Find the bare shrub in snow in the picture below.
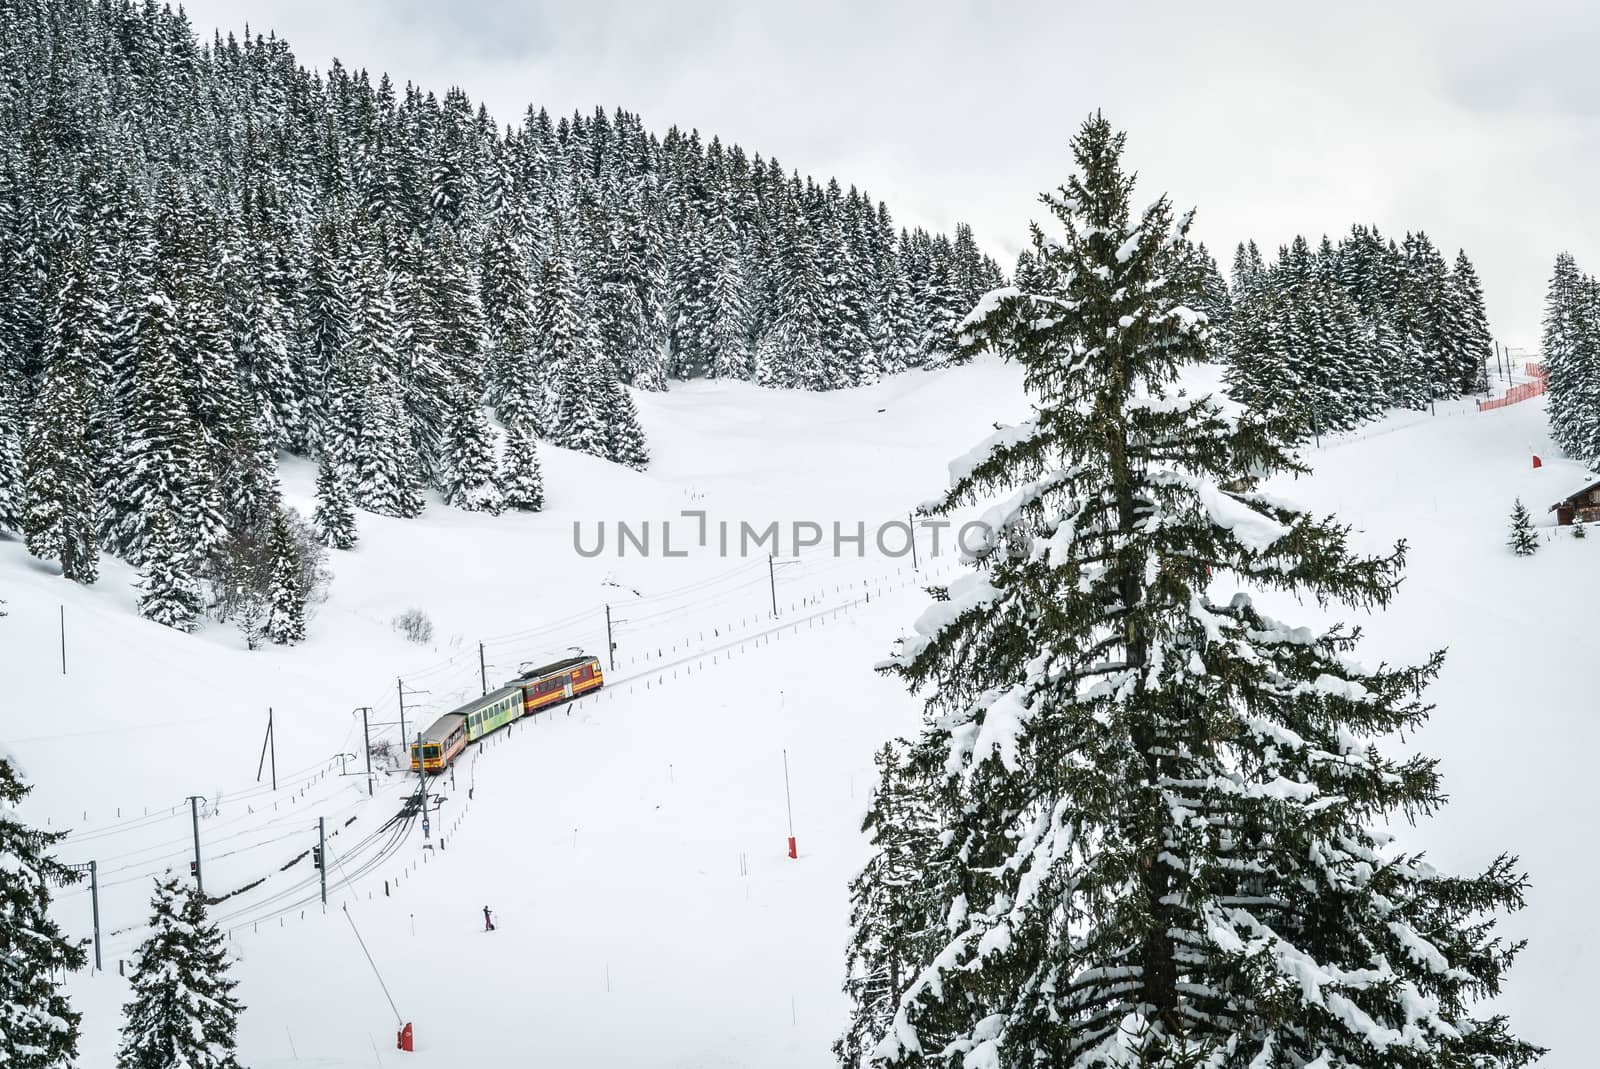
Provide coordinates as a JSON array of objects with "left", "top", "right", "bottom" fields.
[
  {"left": 205, "top": 506, "right": 331, "bottom": 649},
  {"left": 393, "top": 608, "right": 433, "bottom": 644},
  {"left": 367, "top": 738, "right": 402, "bottom": 770}
]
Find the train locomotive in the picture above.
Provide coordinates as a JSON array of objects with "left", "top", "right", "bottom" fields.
[{"left": 408, "top": 654, "right": 604, "bottom": 773}]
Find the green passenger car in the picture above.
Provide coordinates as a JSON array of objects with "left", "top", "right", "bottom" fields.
[{"left": 461, "top": 685, "right": 524, "bottom": 743}]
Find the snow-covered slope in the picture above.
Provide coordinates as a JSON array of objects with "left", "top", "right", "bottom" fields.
[{"left": 2, "top": 359, "right": 1593, "bottom": 1065}]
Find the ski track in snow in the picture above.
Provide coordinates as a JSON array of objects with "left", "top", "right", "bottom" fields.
[{"left": 1, "top": 356, "right": 1594, "bottom": 1065}]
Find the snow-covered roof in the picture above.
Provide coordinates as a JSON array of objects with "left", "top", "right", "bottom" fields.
[{"left": 1548, "top": 475, "right": 1600, "bottom": 511}]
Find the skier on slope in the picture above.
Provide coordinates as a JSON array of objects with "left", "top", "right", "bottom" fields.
[{"left": 483, "top": 905, "right": 495, "bottom": 931}]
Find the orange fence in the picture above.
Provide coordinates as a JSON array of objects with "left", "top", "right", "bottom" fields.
[{"left": 1478, "top": 362, "right": 1546, "bottom": 412}]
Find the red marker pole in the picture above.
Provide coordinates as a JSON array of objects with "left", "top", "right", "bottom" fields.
[{"left": 783, "top": 749, "right": 797, "bottom": 859}]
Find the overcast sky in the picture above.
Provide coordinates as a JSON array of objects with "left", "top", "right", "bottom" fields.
[{"left": 181, "top": 0, "right": 1600, "bottom": 349}]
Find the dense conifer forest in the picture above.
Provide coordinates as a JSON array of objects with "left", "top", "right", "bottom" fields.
[
  {"left": 1540, "top": 251, "right": 1600, "bottom": 464},
  {"left": 1222, "top": 227, "right": 1493, "bottom": 438},
  {"left": 0, "top": 0, "right": 1003, "bottom": 631}
]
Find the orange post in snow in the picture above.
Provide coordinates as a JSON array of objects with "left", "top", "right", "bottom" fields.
[{"left": 397, "top": 1023, "right": 413, "bottom": 1052}]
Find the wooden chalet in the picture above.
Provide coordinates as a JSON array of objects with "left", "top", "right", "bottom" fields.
[{"left": 1552, "top": 478, "right": 1600, "bottom": 525}]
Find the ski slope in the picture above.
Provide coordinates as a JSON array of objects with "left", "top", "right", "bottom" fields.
[{"left": 2, "top": 356, "right": 1594, "bottom": 1066}]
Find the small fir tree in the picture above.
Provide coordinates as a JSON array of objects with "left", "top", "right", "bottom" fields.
[
  {"left": 835, "top": 742, "right": 947, "bottom": 1069},
  {"left": 312, "top": 454, "right": 358, "bottom": 550},
  {"left": 136, "top": 510, "right": 201, "bottom": 631},
  {"left": 0, "top": 757, "right": 87, "bottom": 1068},
  {"left": 442, "top": 388, "right": 503, "bottom": 513},
  {"left": 354, "top": 364, "right": 425, "bottom": 519},
  {"left": 1509, "top": 498, "right": 1539, "bottom": 556},
  {"left": 601, "top": 363, "right": 651, "bottom": 470},
  {"left": 116, "top": 875, "right": 244, "bottom": 1069},
  {"left": 500, "top": 422, "right": 545, "bottom": 511},
  {"left": 266, "top": 509, "right": 306, "bottom": 644},
  {"left": 1574, "top": 517, "right": 1587, "bottom": 540}
]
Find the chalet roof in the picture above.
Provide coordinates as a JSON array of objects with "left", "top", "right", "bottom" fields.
[{"left": 1550, "top": 476, "right": 1600, "bottom": 511}]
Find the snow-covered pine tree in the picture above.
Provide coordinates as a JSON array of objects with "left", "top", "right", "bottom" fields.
[
  {"left": 860, "top": 114, "right": 1540, "bottom": 1069},
  {"left": 599, "top": 360, "right": 651, "bottom": 470},
  {"left": 107, "top": 289, "right": 220, "bottom": 565},
  {"left": 137, "top": 509, "right": 202, "bottom": 631},
  {"left": 215, "top": 408, "right": 281, "bottom": 537},
  {"left": 0, "top": 756, "right": 87, "bottom": 1068},
  {"left": 266, "top": 508, "right": 306, "bottom": 644},
  {"left": 548, "top": 343, "right": 609, "bottom": 459},
  {"left": 1542, "top": 254, "right": 1600, "bottom": 463},
  {"left": 1541, "top": 253, "right": 1584, "bottom": 457},
  {"left": 300, "top": 215, "right": 353, "bottom": 457},
  {"left": 1508, "top": 498, "right": 1539, "bottom": 557},
  {"left": 875, "top": 244, "right": 923, "bottom": 376},
  {"left": 1573, "top": 517, "right": 1587, "bottom": 540},
  {"left": 0, "top": 374, "right": 22, "bottom": 533},
  {"left": 355, "top": 363, "right": 426, "bottom": 519},
  {"left": 117, "top": 874, "right": 244, "bottom": 1069},
  {"left": 442, "top": 387, "right": 503, "bottom": 513},
  {"left": 312, "top": 454, "right": 358, "bottom": 549},
  {"left": 221, "top": 242, "right": 299, "bottom": 449},
  {"left": 534, "top": 238, "right": 614, "bottom": 459},
  {"left": 1452, "top": 250, "right": 1493, "bottom": 395},
  {"left": 24, "top": 246, "right": 106, "bottom": 583},
  {"left": 756, "top": 200, "right": 826, "bottom": 389},
  {"left": 836, "top": 742, "right": 947, "bottom": 1069},
  {"left": 704, "top": 216, "right": 755, "bottom": 380},
  {"left": 499, "top": 421, "right": 545, "bottom": 511},
  {"left": 480, "top": 148, "right": 535, "bottom": 413}
]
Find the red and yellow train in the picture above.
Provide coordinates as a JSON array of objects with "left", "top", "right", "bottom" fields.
[{"left": 408, "top": 655, "right": 604, "bottom": 773}]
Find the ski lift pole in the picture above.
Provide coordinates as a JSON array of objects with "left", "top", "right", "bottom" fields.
[{"left": 783, "top": 748, "right": 796, "bottom": 859}]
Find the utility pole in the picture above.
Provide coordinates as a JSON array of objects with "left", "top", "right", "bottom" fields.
[
  {"left": 397, "top": 681, "right": 430, "bottom": 754},
  {"left": 908, "top": 514, "right": 919, "bottom": 571},
  {"left": 317, "top": 816, "right": 327, "bottom": 905},
  {"left": 604, "top": 605, "right": 615, "bottom": 671},
  {"left": 59, "top": 605, "right": 65, "bottom": 675},
  {"left": 769, "top": 554, "right": 778, "bottom": 617},
  {"left": 256, "top": 709, "right": 277, "bottom": 791},
  {"left": 67, "top": 862, "right": 101, "bottom": 971},
  {"left": 185, "top": 796, "right": 204, "bottom": 897},
  {"left": 359, "top": 707, "right": 374, "bottom": 796},
  {"left": 416, "top": 733, "right": 430, "bottom": 842},
  {"left": 87, "top": 860, "right": 100, "bottom": 970},
  {"left": 478, "top": 642, "right": 488, "bottom": 696}
]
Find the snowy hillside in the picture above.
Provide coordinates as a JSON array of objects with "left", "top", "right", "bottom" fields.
[{"left": 3, "top": 356, "right": 1596, "bottom": 1065}]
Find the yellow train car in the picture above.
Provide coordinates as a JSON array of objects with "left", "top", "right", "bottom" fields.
[{"left": 409, "top": 713, "right": 467, "bottom": 774}]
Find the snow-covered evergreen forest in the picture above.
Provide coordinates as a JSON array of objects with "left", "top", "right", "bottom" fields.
[
  {"left": 0, "top": 0, "right": 1003, "bottom": 632},
  {"left": 1539, "top": 251, "right": 1600, "bottom": 464},
  {"left": 1223, "top": 227, "right": 1493, "bottom": 437}
]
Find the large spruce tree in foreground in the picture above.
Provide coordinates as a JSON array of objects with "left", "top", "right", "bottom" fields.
[
  {"left": 846, "top": 115, "right": 1539, "bottom": 1069},
  {"left": 0, "top": 757, "right": 86, "bottom": 1068},
  {"left": 117, "top": 875, "right": 244, "bottom": 1069}
]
